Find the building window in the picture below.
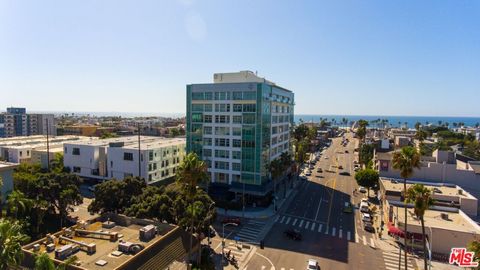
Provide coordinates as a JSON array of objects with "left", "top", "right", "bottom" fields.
[
  {"left": 232, "top": 139, "right": 241, "bottom": 148},
  {"left": 203, "top": 148, "right": 212, "bottom": 157},
  {"left": 214, "top": 138, "right": 230, "bottom": 147},
  {"left": 232, "top": 151, "right": 241, "bottom": 159},
  {"left": 214, "top": 92, "right": 230, "bottom": 100},
  {"left": 204, "top": 126, "right": 212, "bottom": 135},
  {"left": 215, "top": 149, "right": 229, "bottom": 159},
  {"left": 215, "top": 172, "right": 229, "bottom": 183},
  {"left": 215, "top": 127, "right": 230, "bottom": 136},
  {"left": 204, "top": 115, "right": 212, "bottom": 123},
  {"left": 215, "top": 161, "right": 229, "bottom": 170},
  {"left": 232, "top": 116, "right": 242, "bottom": 124},
  {"left": 232, "top": 91, "right": 243, "bottom": 100},
  {"left": 243, "top": 91, "right": 256, "bottom": 100},
  {"left": 203, "top": 138, "right": 212, "bottom": 146},
  {"left": 243, "top": 104, "right": 256, "bottom": 112},
  {"left": 192, "top": 113, "right": 203, "bottom": 123},
  {"left": 232, "top": 127, "right": 241, "bottom": 136},
  {"left": 124, "top": 152, "right": 134, "bottom": 161},
  {"left": 215, "top": 104, "right": 230, "bottom": 112},
  {"left": 232, "top": 163, "right": 241, "bottom": 171},
  {"left": 243, "top": 114, "right": 255, "bottom": 124},
  {"left": 204, "top": 92, "right": 213, "bottom": 100},
  {"left": 204, "top": 104, "right": 213, "bottom": 112},
  {"left": 149, "top": 152, "right": 153, "bottom": 161},
  {"left": 215, "top": 115, "right": 230, "bottom": 123},
  {"left": 73, "top": 167, "right": 81, "bottom": 173},
  {"left": 192, "top": 92, "right": 204, "bottom": 100},
  {"left": 192, "top": 104, "right": 204, "bottom": 112},
  {"left": 233, "top": 104, "right": 242, "bottom": 112},
  {"left": 72, "top": 148, "right": 80, "bottom": 155}
]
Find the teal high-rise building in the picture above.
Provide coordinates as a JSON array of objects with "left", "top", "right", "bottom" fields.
[{"left": 186, "top": 71, "right": 294, "bottom": 203}]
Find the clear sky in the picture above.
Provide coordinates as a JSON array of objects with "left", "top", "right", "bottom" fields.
[{"left": 0, "top": 0, "right": 479, "bottom": 116}]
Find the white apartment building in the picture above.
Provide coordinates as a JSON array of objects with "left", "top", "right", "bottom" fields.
[{"left": 63, "top": 136, "right": 186, "bottom": 184}]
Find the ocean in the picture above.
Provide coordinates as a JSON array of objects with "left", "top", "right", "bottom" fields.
[{"left": 294, "top": 115, "right": 480, "bottom": 129}]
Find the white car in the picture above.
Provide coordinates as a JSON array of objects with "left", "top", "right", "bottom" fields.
[
  {"left": 324, "top": 156, "right": 329, "bottom": 160},
  {"left": 307, "top": 259, "right": 319, "bottom": 270},
  {"left": 305, "top": 170, "right": 312, "bottom": 176},
  {"left": 361, "top": 198, "right": 369, "bottom": 205},
  {"left": 359, "top": 187, "right": 367, "bottom": 193},
  {"left": 362, "top": 213, "right": 372, "bottom": 223}
]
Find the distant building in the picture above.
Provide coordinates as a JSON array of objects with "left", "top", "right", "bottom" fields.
[
  {"left": 0, "top": 107, "right": 56, "bottom": 137},
  {"left": 64, "top": 136, "right": 186, "bottom": 184},
  {"left": 186, "top": 71, "right": 294, "bottom": 202},
  {"left": 0, "top": 161, "right": 18, "bottom": 203}
]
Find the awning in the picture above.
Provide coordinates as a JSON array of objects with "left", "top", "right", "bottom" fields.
[{"left": 387, "top": 222, "right": 405, "bottom": 238}]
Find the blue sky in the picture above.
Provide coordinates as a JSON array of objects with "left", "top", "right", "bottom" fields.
[{"left": 0, "top": 0, "right": 479, "bottom": 116}]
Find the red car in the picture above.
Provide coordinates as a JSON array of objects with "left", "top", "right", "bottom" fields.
[{"left": 222, "top": 217, "right": 241, "bottom": 226}]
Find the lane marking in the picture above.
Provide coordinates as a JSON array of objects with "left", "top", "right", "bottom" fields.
[
  {"left": 324, "top": 226, "right": 329, "bottom": 235},
  {"left": 347, "top": 231, "right": 351, "bottom": 241},
  {"left": 255, "top": 251, "right": 276, "bottom": 270},
  {"left": 339, "top": 229, "right": 343, "bottom": 238},
  {"left": 362, "top": 235, "right": 367, "bottom": 245},
  {"left": 332, "top": 227, "right": 336, "bottom": 237},
  {"left": 285, "top": 217, "right": 291, "bottom": 225},
  {"left": 311, "top": 223, "right": 316, "bottom": 231},
  {"left": 305, "top": 221, "right": 310, "bottom": 230},
  {"left": 280, "top": 216, "right": 285, "bottom": 223},
  {"left": 292, "top": 218, "right": 298, "bottom": 226},
  {"left": 274, "top": 216, "right": 279, "bottom": 222},
  {"left": 318, "top": 224, "right": 323, "bottom": 232},
  {"left": 299, "top": 220, "right": 304, "bottom": 228}
]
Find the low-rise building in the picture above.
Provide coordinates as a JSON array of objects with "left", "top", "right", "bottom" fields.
[
  {"left": 22, "top": 214, "right": 196, "bottom": 270},
  {"left": 379, "top": 178, "right": 478, "bottom": 216},
  {"left": 64, "top": 136, "right": 186, "bottom": 184},
  {"left": 0, "top": 161, "right": 17, "bottom": 202}
]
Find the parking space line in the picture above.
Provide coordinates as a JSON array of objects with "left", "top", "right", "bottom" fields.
[
  {"left": 318, "top": 224, "right": 323, "bottom": 232},
  {"left": 305, "top": 221, "right": 310, "bottom": 230},
  {"left": 274, "top": 216, "right": 279, "bottom": 222},
  {"left": 347, "top": 231, "right": 351, "bottom": 241},
  {"left": 285, "top": 217, "right": 291, "bottom": 225},
  {"left": 292, "top": 218, "right": 298, "bottom": 226}
]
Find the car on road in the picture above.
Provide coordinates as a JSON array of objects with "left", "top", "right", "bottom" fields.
[
  {"left": 359, "top": 186, "right": 367, "bottom": 193},
  {"left": 354, "top": 167, "right": 360, "bottom": 172},
  {"left": 309, "top": 164, "right": 315, "bottom": 170},
  {"left": 343, "top": 202, "right": 353, "bottom": 213},
  {"left": 324, "top": 156, "right": 329, "bottom": 159},
  {"left": 345, "top": 150, "right": 349, "bottom": 153},
  {"left": 338, "top": 165, "right": 343, "bottom": 169},
  {"left": 362, "top": 213, "right": 372, "bottom": 223},
  {"left": 360, "top": 202, "right": 370, "bottom": 213},
  {"left": 316, "top": 168, "right": 323, "bottom": 173},
  {"left": 284, "top": 228, "right": 302, "bottom": 241},
  {"left": 361, "top": 198, "right": 369, "bottom": 205},
  {"left": 222, "top": 217, "right": 241, "bottom": 226},
  {"left": 307, "top": 259, "right": 319, "bottom": 270},
  {"left": 305, "top": 170, "right": 312, "bottom": 176},
  {"left": 339, "top": 171, "right": 350, "bottom": 176},
  {"left": 363, "top": 222, "right": 375, "bottom": 232}
]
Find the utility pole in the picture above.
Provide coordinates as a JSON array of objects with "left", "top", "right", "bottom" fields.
[
  {"left": 46, "top": 118, "right": 50, "bottom": 171},
  {"left": 137, "top": 123, "right": 141, "bottom": 178}
]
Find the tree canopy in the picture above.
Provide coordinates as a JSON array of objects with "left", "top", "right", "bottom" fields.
[{"left": 354, "top": 169, "right": 379, "bottom": 196}]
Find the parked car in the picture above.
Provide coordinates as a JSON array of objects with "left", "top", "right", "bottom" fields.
[
  {"left": 359, "top": 187, "right": 367, "bottom": 193},
  {"left": 354, "top": 167, "right": 360, "bottom": 172},
  {"left": 309, "top": 164, "right": 315, "bottom": 170},
  {"left": 222, "top": 217, "right": 241, "bottom": 226},
  {"left": 305, "top": 170, "right": 312, "bottom": 176},
  {"left": 363, "top": 222, "right": 375, "bottom": 232},
  {"left": 339, "top": 171, "right": 350, "bottom": 176},
  {"left": 345, "top": 150, "right": 349, "bottom": 153},
  {"left": 338, "top": 165, "right": 343, "bottom": 170},
  {"left": 316, "top": 168, "right": 323, "bottom": 173},
  {"left": 361, "top": 198, "right": 369, "bottom": 205},
  {"left": 360, "top": 202, "right": 370, "bottom": 213},
  {"left": 307, "top": 259, "right": 319, "bottom": 270},
  {"left": 361, "top": 213, "right": 372, "bottom": 223},
  {"left": 343, "top": 202, "right": 353, "bottom": 213},
  {"left": 284, "top": 228, "right": 302, "bottom": 241}
]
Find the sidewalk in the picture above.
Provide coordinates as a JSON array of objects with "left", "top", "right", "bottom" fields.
[{"left": 216, "top": 179, "right": 302, "bottom": 219}]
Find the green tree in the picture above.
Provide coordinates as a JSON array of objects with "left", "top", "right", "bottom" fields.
[
  {"left": 463, "top": 140, "right": 480, "bottom": 160},
  {"left": 268, "top": 158, "right": 284, "bottom": 203},
  {"left": 0, "top": 176, "right": 3, "bottom": 218},
  {"left": 415, "top": 122, "right": 421, "bottom": 131},
  {"left": 468, "top": 240, "right": 480, "bottom": 268},
  {"left": 406, "top": 184, "right": 434, "bottom": 270},
  {"left": 88, "top": 177, "right": 146, "bottom": 214},
  {"left": 392, "top": 146, "right": 421, "bottom": 270},
  {"left": 125, "top": 186, "right": 175, "bottom": 223},
  {"left": 358, "top": 144, "right": 374, "bottom": 166},
  {"left": 415, "top": 130, "right": 428, "bottom": 142},
  {"left": 0, "top": 219, "right": 30, "bottom": 270},
  {"left": 6, "top": 190, "right": 32, "bottom": 219},
  {"left": 50, "top": 153, "right": 66, "bottom": 173},
  {"left": 175, "top": 152, "right": 209, "bottom": 264},
  {"left": 354, "top": 169, "right": 379, "bottom": 197},
  {"left": 35, "top": 252, "right": 55, "bottom": 270}
]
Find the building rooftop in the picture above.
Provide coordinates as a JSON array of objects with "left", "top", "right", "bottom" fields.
[
  {"left": 380, "top": 177, "right": 476, "bottom": 200},
  {"left": 123, "top": 138, "right": 186, "bottom": 150},
  {"left": 65, "top": 136, "right": 185, "bottom": 150},
  {"left": 392, "top": 205, "right": 480, "bottom": 233},
  {"left": 23, "top": 215, "right": 183, "bottom": 270},
  {"left": 0, "top": 161, "right": 19, "bottom": 171}
]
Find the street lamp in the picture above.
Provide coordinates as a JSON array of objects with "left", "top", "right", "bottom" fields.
[{"left": 222, "top": 223, "right": 238, "bottom": 265}]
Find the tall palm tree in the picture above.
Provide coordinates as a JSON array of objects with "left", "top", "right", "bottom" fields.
[
  {"left": 392, "top": 146, "right": 421, "bottom": 270},
  {"left": 6, "top": 190, "right": 32, "bottom": 219},
  {"left": 0, "top": 219, "right": 30, "bottom": 270},
  {"left": 406, "top": 184, "right": 434, "bottom": 270},
  {"left": 175, "top": 152, "right": 209, "bottom": 264},
  {"left": 35, "top": 252, "right": 55, "bottom": 270}
]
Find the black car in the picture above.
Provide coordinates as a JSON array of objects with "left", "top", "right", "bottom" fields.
[
  {"left": 284, "top": 228, "right": 302, "bottom": 241},
  {"left": 339, "top": 171, "right": 350, "bottom": 176}
]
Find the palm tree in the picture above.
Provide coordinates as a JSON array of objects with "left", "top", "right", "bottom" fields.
[
  {"left": 6, "top": 190, "right": 32, "bottom": 219},
  {"left": 0, "top": 219, "right": 30, "bottom": 270},
  {"left": 269, "top": 158, "right": 284, "bottom": 205},
  {"left": 175, "top": 152, "right": 209, "bottom": 264},
  {"left": 392, "top": 146, "right": 421, "bottom": 270},
  {"left": 468, "top": 240, "right": 480, "bottom": 267},
  {"left": 406, "top": 184, "right": 434, "bottom": 270}
]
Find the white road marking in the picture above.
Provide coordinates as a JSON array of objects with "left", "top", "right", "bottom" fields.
[
  {"left": 274, "top": 216, "right": 279, "bottom": 222},
  {"left": 311, "top": 223, "right": 316, "bottom": 231},
  {"left": 318, "top": 224, "right": 323, "bottom": 232},
  {"left": 324, "top": 226, "right": 329, "bottom": 235},
  {"left": 362, "top": 235, "right": 367, "bottom": 245},
  {"left": 299, "top": 220, "right": 304, "bottom": 228},
  {"left": 370, "top": 238, "right": 375, "bottom": 248},
  {"left": 347, "top": 231, "right": 351, "bottom": 241},
  {"left": 332, "top": 227, "right": 336, "bottom": 237},
  {"left": 292, "top": 218, "right": 298, "bottom": 226},
  {"left": 280, "top": 216, "right": 285, "bottom": 224},
  {"left": 285, "top": 217, "right": 291, "bottom": 225},
  {"left": 339, "top": 229, "right": 343, "bottom": 238},
  {"left": 305, "top": 221, "right": 310, "bottom": 230}
]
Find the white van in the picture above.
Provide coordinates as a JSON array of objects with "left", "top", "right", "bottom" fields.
[{"left": 362, "top": 213, "right": 372, "bottom": 223}]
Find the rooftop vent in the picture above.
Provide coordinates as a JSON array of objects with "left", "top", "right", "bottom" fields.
[{"left": 441, "top": 213, "right": 449, "bottom": 220}]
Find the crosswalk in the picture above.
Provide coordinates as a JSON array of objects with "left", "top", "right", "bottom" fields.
[
  {"left": 234, "top": 219, "right": 266, "bottom": 243},
  {"left": 382, "top": 251, "right": 415, "bottom": 270},
  {"left": 275, "top": 214, "right": 377, "bottom": 247}
]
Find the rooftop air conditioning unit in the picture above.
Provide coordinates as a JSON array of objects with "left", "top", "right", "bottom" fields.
[{"left": 441, "top": 213, "right": 449, "bottom": 220}]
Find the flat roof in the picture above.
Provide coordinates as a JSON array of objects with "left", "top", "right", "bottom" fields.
[
  {"left": 66, "top": 136, "right": 185, "bottom": 150},
  {"left": 380, "top": 178, "right": 475, "bottom": 200},
  {"left": 0, "top": 161, "right": 19, "bottom": 170},
  {"left": 392, "top": 205, "right": 480, "bottom": 233},
  {"left": 123, "top": 138, "right": 185, "bottom": 150},
  {"left": 26, "top": 221, "right": 175, "bottom": 270}
]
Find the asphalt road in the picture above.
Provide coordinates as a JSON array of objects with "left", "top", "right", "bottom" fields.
[{"left": 247, "top": 132, "right": 389, "bottom": 270}]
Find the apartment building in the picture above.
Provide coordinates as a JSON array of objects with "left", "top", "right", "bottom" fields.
[
  {"left": 0, "top": 107, "right": 56, "bottom": 137},
  {"left": 0, "top": 161, "right": 18, "bottom": 203},
  {"left": 63, "top": 136, "right": 186, "bottom": 184},
  {"left": 0, "top": 135, "right": 89, "bottom": 164},
  {"left": 186, "top": 71, "right": 294, "bottom": 201}
]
